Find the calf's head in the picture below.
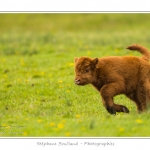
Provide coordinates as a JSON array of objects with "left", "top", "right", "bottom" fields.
[{"left": 74, "top": 57, "right": 98, "bottom": 85}]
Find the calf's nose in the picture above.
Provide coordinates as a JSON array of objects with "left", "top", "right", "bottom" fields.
[{"left": 74, "top": 78, "right": 80, "bottom": 84}]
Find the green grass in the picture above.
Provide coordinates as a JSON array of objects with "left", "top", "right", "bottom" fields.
[{"left": 1, "top": 14, "right": 150, "bottom": 137}]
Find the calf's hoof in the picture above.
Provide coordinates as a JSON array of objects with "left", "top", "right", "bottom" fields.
[
  {"left": 122, "top": 106, "right": 130, "bottom": 113},
  {"left": 106, "top": 106, "right": 116, "bottom": 115}
]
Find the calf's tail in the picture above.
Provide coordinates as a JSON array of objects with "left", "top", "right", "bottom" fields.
[{"left": 126, "top": 44, "right": 150, "bottom": 61}]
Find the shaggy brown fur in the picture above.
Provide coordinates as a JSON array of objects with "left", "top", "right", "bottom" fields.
[{"left": 74, "top": 44, "right": 150, "bottom": 115}]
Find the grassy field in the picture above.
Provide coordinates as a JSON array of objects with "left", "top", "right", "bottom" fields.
[{"left": 1, "top": 14, "right": 150, "bottom": 137}]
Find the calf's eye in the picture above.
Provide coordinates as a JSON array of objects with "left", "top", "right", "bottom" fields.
[{"left": 84, "top": 70, "right": 89, "bottom": 73}]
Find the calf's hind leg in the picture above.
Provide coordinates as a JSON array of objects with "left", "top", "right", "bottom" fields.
[{"left": 127, "top": 87, "right": 147, "bottom": 113}]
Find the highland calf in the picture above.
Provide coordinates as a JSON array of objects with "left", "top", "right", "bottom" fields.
[{"left": 74, "top": 44, "right": 150, "bottom": 115}]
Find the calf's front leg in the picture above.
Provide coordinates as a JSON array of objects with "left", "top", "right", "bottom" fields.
[{"left": 100, "top": 82, "right": 129, "bottom": 115}]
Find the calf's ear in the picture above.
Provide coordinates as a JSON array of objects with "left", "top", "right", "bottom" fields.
[
  {"left": 92, "top": 58, "right": 98, "bottom": 65},
  {"left": 74, "top": 57, "right": 79, "bottom": 63}
]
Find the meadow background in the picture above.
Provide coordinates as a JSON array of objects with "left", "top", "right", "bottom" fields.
[{"left": 0, "top": 14, "right": 150, "bottom": 137}]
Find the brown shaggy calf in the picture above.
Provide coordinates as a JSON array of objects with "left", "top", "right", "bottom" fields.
[{"left": 74, "top": 44, "right": 150, "bottom": 115}]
